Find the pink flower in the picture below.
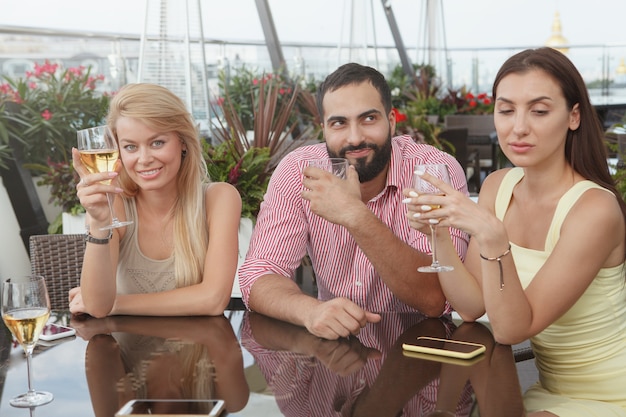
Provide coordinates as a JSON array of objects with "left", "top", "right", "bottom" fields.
[
  {"left": 68, "top": 67, "right": 83, "bottom": 77},
  {"left": 33, "top": 60, "right": 58, "bottom": 77},
  {"left": 28, "top": 82, "right": 37, "bottom": 89},
  {"left": 41, "top": 109, "right": 52, "bottom": 120}
]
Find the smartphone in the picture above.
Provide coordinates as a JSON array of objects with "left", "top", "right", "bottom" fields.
[
  {"left": 402, "top": 336, "right": 486, "bottom": 360},
  {"left": 115, "top": 399, "right": 225, "bottom": 416},
  {"left": 39, "top": 323, "right": 76, "bottom": 342}
]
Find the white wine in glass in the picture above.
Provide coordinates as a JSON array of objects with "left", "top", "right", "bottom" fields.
[
  {"left": 414, "top": 164, "right": 454, "bottom": 273},
  {"left": 77, "top": 125, "right": 133, "bottom": 230},
  {"left": 1, "top": 275, "right": 54, "bottom": 408}
]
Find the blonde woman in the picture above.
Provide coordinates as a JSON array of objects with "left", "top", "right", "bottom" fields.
[{"left": 70, "top": 83, "right": 241, "bottom": 317}]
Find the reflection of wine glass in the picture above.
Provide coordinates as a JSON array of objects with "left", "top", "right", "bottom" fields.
[
  {"left": 1, "top": 275, "right": 54, "bottom": 408},
  {"left": 414, "top": 164, "right": 454, "bottom": 273},
  {"left": 77, "top": 125, "right": 133, "bottom": 230}
]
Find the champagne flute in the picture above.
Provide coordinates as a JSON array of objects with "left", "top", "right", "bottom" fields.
[
  {"left": 414, "top": 164, "right": 454, "bottom": 273},
  {"left": 1, "top": 275, "right": 54, "bottom": 408},
  {"left": 77, "top": 125, "right": 133, "bottom": 230}
]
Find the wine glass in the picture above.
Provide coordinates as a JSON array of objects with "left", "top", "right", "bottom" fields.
[
  {"left": 306, "top": 158, "right": 349, "bottom": 179},
  {"left": 77, "top": 125, "right": 133, "bottom": 230},
  {"left": 414, "top": 164, "right": 454, "bottom": 273},
  {"left": 1, "top": 275, "right": 54, "bottom": 408}
]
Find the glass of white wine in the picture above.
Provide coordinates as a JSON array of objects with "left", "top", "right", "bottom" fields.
[
  {"left": 77, "top": 125, "right": 133, "bottom": 230},
  {"left": 1, "top": 275, "right": 54, "bottom": 408},
  {"left": 414, "top": 164, "right": 454, "bottom": 273}
]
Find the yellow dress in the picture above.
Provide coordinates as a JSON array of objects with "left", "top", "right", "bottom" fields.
[{"left": 495, "top": 168, "right": 626, "bottom": 416}]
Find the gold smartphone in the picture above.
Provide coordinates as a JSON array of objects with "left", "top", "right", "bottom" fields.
[{"left": 402, "top": 336, "right": 486, "bottom": 360}]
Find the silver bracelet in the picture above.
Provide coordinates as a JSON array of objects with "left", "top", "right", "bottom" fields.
[
  {"left": 479, "top": 243, "right": 511, "bottom": 291},
  {"left": 84, "top": 229, "right": 113, "bottom": 244}
]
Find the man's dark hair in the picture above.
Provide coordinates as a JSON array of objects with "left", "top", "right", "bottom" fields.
[{"left": 316, "top": 63, "right": 392, "bottom": 120}]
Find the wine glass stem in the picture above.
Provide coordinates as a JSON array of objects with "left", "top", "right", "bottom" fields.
[
  {"left": 25, "top": 350, "right": 35, "bottom": 397},
  {"left": 106, "top": 193, "right": 119, "bottom": 223},
  {"left": 430, "top": 225, "right": 440, "bottom": 267}
]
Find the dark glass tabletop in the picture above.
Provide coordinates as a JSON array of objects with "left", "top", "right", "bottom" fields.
[{"left": 0, "top": 310, "right": 524, "bottom": 416}]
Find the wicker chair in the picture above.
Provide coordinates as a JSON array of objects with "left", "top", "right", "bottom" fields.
[{"left": 29, "top": 234, "right": 85, "bottom": 311}]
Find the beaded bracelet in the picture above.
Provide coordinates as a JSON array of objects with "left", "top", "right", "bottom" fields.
[{"left": 479, "top": 243, "right": 511, "bottom": 291}]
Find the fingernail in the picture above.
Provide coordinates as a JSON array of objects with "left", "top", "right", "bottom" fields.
[
  {"left": 409, "top": 191, "right": 418, "bottom": 197},
  {"left": 429, "top": 219, "right": 439, "bottom": 225},
  {"left": 108, "top": 172, "right": 118, "bottom": 177},
  {"left": 402, "top": 198, "right": 411, "bottom": 204},
  {"left": 413, "top": 212, "right": 421, "bottom": 218},
  {"left": 421, "top": 205, "right": 432, "bottom": 211},
  {"left": 414, "top": 170, "right": 425, "bottom": 176}
]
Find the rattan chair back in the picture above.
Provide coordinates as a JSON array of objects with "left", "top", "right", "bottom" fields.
[{"left": 29, "top": 234, "right": 85, "bottom": 311}]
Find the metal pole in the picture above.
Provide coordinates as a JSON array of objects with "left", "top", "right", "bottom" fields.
[
  {"left": 381, "top": 0, "right": 414, "bottom": 80},
  {"left": 254, "top": 0, "right": 287, "bottom": 75}
]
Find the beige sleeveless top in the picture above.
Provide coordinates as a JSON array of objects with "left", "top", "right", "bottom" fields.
[{"left": 116, "top": 198, "right": 176, "bottom": 294}]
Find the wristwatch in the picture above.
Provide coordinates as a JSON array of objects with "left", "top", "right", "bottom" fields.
[{"left": 84, "top": 229, "right": 113, "bottom": 244}]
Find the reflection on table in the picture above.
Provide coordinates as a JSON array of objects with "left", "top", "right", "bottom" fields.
[
  {"left": 242, "top": 312, "right": 524, "bottom": 417},
  {"left": 1, "top": 310, "right": 524, "bottom": 416}
]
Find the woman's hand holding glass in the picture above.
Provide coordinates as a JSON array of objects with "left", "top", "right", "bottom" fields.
[
  {"left": 73, "top": 126, "right": 130, "bottom": 230},
  {"left": 409, "top": 164, "right": 454, "bottom": 272}
]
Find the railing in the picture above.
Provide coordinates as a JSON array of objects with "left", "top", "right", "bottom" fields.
[{"left": 2, "top": 24, "right": 626, "bottom": 121}]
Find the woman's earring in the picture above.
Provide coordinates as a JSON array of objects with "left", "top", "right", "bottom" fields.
[{"left": 181, "top": 149, "right": 187, "bottom": 158}]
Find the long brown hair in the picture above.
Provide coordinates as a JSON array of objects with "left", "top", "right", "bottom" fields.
[{"left": 493, "top": 47, "right": 626, "bottom": 262}]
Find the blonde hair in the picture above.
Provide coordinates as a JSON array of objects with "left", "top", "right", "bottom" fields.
[{"left": 107, "top": 83, "right": 209, "bottom": 287}]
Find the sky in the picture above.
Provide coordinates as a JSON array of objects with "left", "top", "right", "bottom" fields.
[
  {"left": 1, "top": 0, "right": 626, "bottom": 96},
  {"left": 0, "top": 0, "right": 625, "bottom": 49}
]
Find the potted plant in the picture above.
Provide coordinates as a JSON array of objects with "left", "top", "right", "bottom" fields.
[
  {"left": 32, "top": 159, "right": 85, "bottom": 234},
  {"left": 0, "top": 60, "right": 110, "bottom": 166},
  {"left": 0, "top": 60, "right": 111, "bottom": 233},
  {"left": 208, "top": 67, "right": 321, "bottom": 219}
]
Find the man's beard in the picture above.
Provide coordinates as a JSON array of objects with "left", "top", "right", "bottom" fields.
[{"left": 327, "top": 131, "right": 392, "bottom": 183}]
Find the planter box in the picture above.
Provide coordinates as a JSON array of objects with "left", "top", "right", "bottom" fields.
[
  {"left": 62, "top": 213, "right": 86, "bottom": 234},
  {"left": 232, "top": 217, "right": 254, "bottom": 298}
]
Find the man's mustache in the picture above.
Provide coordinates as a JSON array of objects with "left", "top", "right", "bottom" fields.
[{"left": 339, "top": 143, "right": 378, "bottom": 156}]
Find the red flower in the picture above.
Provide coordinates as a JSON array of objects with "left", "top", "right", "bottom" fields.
[
  {"left": 393, "top": 108, "right": 407, "bottom": 123},
  {"left": 41, "top": 109, "right": 52, "bottom": 120},
  {"left": 227, "top": 158, "right": 244, "bottom": 185}
]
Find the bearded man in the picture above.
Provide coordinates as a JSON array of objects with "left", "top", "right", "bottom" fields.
[{"left": 238, "top": 63, "right": 469, "bottom": 340}]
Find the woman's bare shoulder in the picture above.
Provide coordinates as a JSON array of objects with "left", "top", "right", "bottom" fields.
[{"left": 204, "top": 182, "right": 242, "bottom": 211}]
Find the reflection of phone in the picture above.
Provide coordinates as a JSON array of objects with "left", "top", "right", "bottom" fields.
[
  {"left": 39, "top": 323, "right": 76, "bottom": 341},
  {"left": 402, "top": 336, "right": 485, "bottom": 360},
  {"left": 403, "top": 349, "right": 485, "bottom": 366},
  {"left": 115, "top": 399, "right": 225, "bottom": 416}
]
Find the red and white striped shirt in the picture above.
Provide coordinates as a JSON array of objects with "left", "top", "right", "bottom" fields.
[
  {"left": 241, "top": 311, "right": 474, "bottom": 416},
  {"left": 239, "top": 135, "right": 469, "bottom": 313}
]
